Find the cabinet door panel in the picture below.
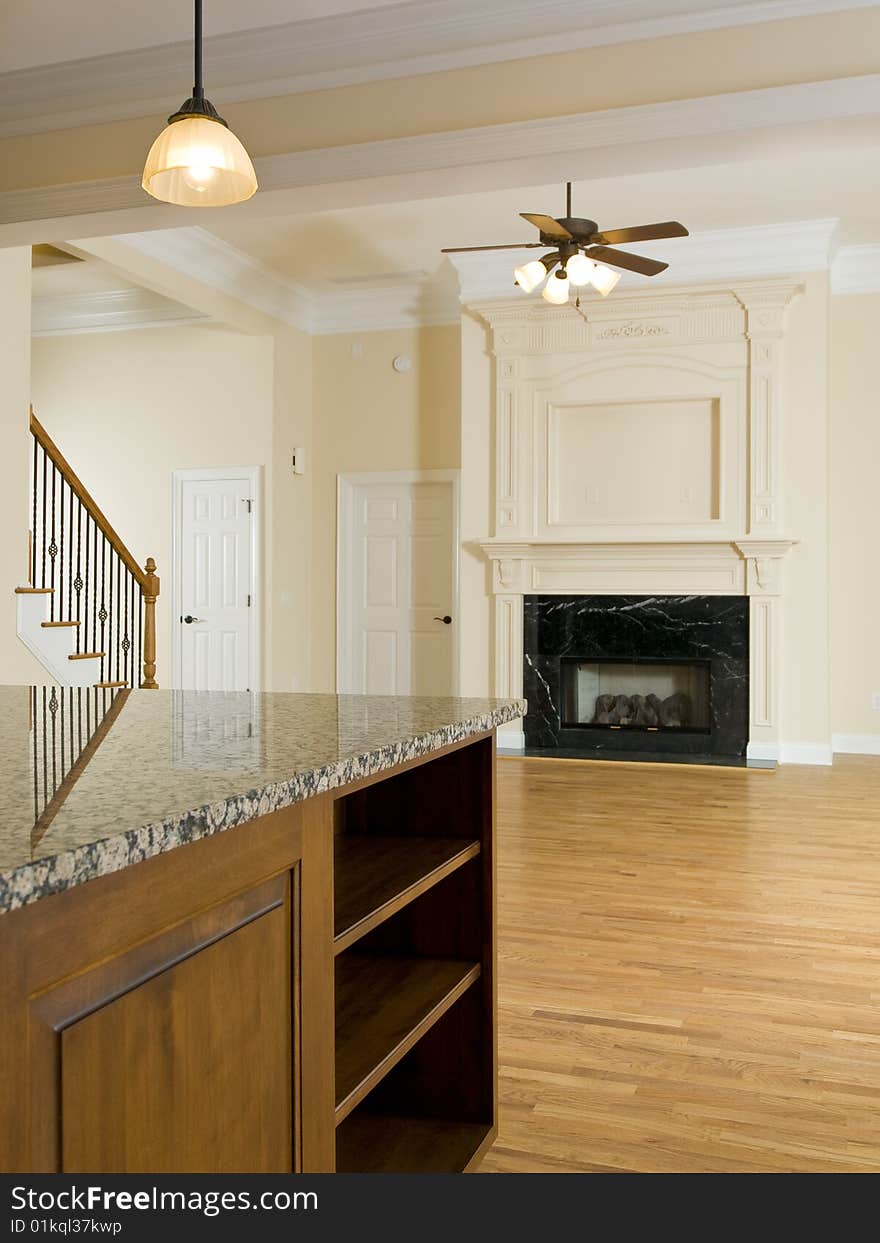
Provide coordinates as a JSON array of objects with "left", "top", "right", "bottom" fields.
[{"left": 61, "top": 899, "right": 291, "bottom": 1173}]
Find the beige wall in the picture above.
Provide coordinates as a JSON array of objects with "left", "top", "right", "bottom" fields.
[
  {"left": 310, "top": 325, "right": 460, "bottom": 690},
  {"left": 0, "top": 247, "right": 46, "bottom": 684},
  {"left": 829, "top": 294, "right": 880, "bottom": 744},
  {"left": 30, "top": 325, "right": 301, "bottom": 691}
]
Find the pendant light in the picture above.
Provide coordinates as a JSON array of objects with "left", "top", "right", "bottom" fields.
[{"left": 142, "top": 0, "right": 258, "bottom": 207}]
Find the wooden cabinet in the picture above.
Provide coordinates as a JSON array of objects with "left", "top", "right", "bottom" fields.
[
  {"left": 58, "top": 879, "right": 292, "bottom": 1173},
  {"left": 0, "top": 732, "right": 495, "bottom": 1174}
]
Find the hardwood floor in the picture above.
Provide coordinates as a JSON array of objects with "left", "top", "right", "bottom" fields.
[{"left": 478, "top": 754, "right": 880, "bottom": 1173}]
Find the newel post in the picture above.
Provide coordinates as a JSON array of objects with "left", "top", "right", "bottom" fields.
[{"left": 141, "top": 557, "right": 160, "bottom": 689}]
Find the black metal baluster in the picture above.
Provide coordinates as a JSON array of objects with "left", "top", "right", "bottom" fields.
[
  {"left": 116, "top": 556, "right": 122, "bottom": 683},
  {"left": 74, "top": 499, "right": 83, "bottom": 650},
  {"left": 41, "top": 687, "right": 48, "bottom": 814},
  {"left": 99, "top": 535, "right": 107, "bottom": 684},
  {"left": 40, "top": 450, "right": 47, "bottom": 588},
  {"left": 92, "top": 520, "right": 98, "bottom": 658},
  {"left": 83, "top": 514, "right": 91, "bottom": 663},
  {"left": 32, "top": 688, "right": 39, "bottom": 826},
  {"left": 48, "top": 688, "right": 58, "bottom": 797},
  {"left": 108, "top": 551, "right": 114, "bottom": 682},
  {"left": 31, "top": 438, "right": 38, "bottom": 585},
  {"left": 57, "top": 478, "right": 65, "bottom": 624},
  {"left": 122, "top": 569, "right": 130, "bottom": 685},
  {"left": 67, "top": 485, "right": 74, "bottom": 624},
  {"left": 48, "top": 464, "right": 57, "bottom": 620}
]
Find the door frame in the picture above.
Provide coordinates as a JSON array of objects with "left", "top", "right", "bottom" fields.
[
  {"left": 171, "top": 466, "right": 262, "bottom": 692},
  {"left": 336, "top": 469, "right": 461, "bottom": 695}
]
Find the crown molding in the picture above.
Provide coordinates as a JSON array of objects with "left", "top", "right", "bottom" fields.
[
  {"left": 31, "top": 287, "right": 210, "bottom": 336},
  {"left": 112, "top": 227, "right": 314, "bottom": 333},
  {"left": 830, "top": 243, "right": 880, "bottom": 294},
  {"left": 310, "top": 282, "right": 461, "bottom": 335},
  {"left": 3, "top": 74, "right": 880, "bottom": 239},
  {"left": 1, "top": 1, "right": 872, "bottom": 139},
  {"left": 452, "top": 219, "right": 839, "bottom": 302}
]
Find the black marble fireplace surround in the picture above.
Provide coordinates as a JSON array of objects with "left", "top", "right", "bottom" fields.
[{"left": 523, "top": 595, "right": 749, "bottom": 763}]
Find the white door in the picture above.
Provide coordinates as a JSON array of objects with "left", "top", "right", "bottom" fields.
[
  {"left": 339, "top": 474, "right": 457, "bottom": 695},
  {"left": 176, "top": 473, "right": 256, "bottom": 691}
]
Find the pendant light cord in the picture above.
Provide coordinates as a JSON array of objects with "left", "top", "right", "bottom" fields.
[{"left": 193, "top": 0, "right": 203, "bottom": 100}]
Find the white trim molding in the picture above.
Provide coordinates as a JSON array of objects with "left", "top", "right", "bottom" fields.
[
  {"left": 832, "top": 733, "right": 880, "bottom": 756},
  {"left": 1, "top": 2, "right": 873, "bottom": 139},
  {"left": 831, "top": 244, "right": 880, "bottom": 295}
]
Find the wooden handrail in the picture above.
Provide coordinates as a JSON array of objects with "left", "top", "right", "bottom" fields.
[
  {"left": 30, "top": 407, "right": 160, "bottom": 689},
  {"left": 30, "top": 408, "right": 146, "bottom": 588}
]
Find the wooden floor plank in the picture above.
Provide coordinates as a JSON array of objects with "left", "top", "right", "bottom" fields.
[{"left": 477, "top": 754, "right": 880, "bottom": 1173}]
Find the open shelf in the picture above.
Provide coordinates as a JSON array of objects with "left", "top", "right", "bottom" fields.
[
  {"left": 336, "top": 1114, "right": 493, "bottom": 1173},
  {"left": 335, "top": 954, "right": 480, "bottom": 1123},
  {"left": 334, "top": 835, "right": 480, "bottom": 954}
]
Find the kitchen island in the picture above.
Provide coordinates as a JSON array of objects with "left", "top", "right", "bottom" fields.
[{"left": 0, "top": 686, "right": 524, "bottom": 1174}]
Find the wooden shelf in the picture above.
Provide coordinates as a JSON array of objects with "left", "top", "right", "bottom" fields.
[
  {"left": 335, "top": 955, "right": 480, "bottom": 1123},
  {"left": 336, "top": 1114, "right": 493, "bottom": 1173},
  {"left": 334, "top": 835, "right": 480, "bottom": 954}
]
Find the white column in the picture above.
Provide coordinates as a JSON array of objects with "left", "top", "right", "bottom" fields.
[
  {"left": 736, "top": 540, "right": 793, "bottom": 765},
  {"left": 492, "top": 558, "right": 524, "bottom": 747}
]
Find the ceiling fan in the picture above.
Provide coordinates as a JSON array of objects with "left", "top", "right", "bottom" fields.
[{"left": 441, "top": 182, "right": 688, "bottom": 305}]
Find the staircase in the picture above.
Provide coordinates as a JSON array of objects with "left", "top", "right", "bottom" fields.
[{"left": 16, "top": 409, "right": 160, "bottom": 689}]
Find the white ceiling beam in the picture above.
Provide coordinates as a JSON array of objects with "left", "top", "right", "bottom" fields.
[
  {"left": 1, "top": 1, "right": 875, "bottom": 139},
  {"left": 2, "top": 75, "right": 880, "bottom": 245}
]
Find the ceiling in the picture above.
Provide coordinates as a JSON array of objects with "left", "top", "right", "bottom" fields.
[
  {"left": 0, "top": 2, "right": 399, "bottom": 73},
  {"left": 204, "top": 146, "right": 880, "bottom": 297},
  {"left": 1, "top": 1, "right": 871, "bottom": 135}
]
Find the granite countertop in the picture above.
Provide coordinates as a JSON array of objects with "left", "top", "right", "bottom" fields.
[{"left": 0, "top": 686, "right": 526, "bottom": 916}]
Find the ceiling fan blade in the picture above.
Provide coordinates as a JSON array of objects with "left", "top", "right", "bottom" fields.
[
  {"left": 520, "top": 213, "right": 574, "bottom": 240},
  {"left": 592, "top": 221, "right": 689, "bottom": 245},
  {"left": 587, "top": 245, "right": 669, "bottom": 277},
  {"left": 440, "top": 242, "right": 545, "bottom": 253}
]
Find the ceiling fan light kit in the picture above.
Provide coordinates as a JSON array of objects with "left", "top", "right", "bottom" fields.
[
  {"left": 142, "top": 0, "right": 258, "bottom": 207},
  {"left": 443, "top": 182, "right": 688, "bottom": 306}
]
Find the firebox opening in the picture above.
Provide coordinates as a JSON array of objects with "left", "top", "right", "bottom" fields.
[{"left": 560, "top": 657, "right": 711, "bottom": 733}]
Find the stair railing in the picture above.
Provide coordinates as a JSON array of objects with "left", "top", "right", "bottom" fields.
[{"left": 29, "top": 408, "right": 160, "bottom": 689}]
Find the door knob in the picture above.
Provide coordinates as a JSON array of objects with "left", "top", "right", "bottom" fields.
[
  {"left": 181, "top": 615, "right": 203, "bottom": 624},
  {"left": 433, "top": 615, "right": 453, "bottom": 625}
]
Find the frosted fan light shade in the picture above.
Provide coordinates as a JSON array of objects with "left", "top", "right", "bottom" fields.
[
  {"left": 565, "top": 253, "right": 594, "bottom": 286},
  {"left": 142, "top": 115, "right": 258, "bottom": 206},
  {"left": 542, "top": 271, "right": 570, "bottom": 305},
  {"left": 514, "top": 259, "right": 548, "bottom": 293},
  {"left": 590, "top": 262, "right": 622, "bottom": 296}
]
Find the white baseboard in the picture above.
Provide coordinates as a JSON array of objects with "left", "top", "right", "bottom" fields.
[
  {"left": 747, "top": 741, "right": 779, "bottom": 765},
  {"left": 832, "top": 732, "right": 880, "bottom": 756},
  {"left": 779, "top": 741, "right": 834, "bottom": 766}
]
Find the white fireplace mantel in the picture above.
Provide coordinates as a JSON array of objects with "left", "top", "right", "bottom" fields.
[
  {"left": 470, "top": 278, "right": 805, "bottom": 765},
  {"left": 480, "top": 537, "right": 798, "bottom": 765}
]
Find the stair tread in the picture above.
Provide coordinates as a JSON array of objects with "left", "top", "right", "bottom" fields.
[
  {"left": 94, "top": 681, "right": 128, "bottom": 688},
  {"left": 15, "top": 586, "right": 54, "bottom": 594},
  {"left": 41, "top": 620, "right": 80, "bottom": 628},
  {"left": 68, "top": 652, "right": 104, "bottom": 661}
]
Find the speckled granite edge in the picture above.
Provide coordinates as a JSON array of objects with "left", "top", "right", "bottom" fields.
[{"left": 0, "top": 701, "right": 525, "bottom": 916}]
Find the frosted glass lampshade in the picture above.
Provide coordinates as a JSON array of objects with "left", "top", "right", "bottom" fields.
[
  {"left": 590, "top": 262, "right": 622, "bottom": 296},
  {"left": 514, "top": 259, "right": 548, "bottom": 293},
  {"left": 565, "top": 253, "right": 594, "bottom": 286},
  {"left": 142, "top": 115, "right": 258, "bottom": 207},
  {"left": 542, "top": 271, "right": 570, "bottom": 305}
]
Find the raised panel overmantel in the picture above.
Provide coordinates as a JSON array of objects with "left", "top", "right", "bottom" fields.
[{"left": 470, "top": 278, "right": 803, "bottom": 545}]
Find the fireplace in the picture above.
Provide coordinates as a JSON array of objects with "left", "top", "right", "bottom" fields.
[
  {"left": 561, "top": 657, "right": 711, "bottom": 732},
  {"left": 523, "top": 595, "right": 749, "bottom": 762}
]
